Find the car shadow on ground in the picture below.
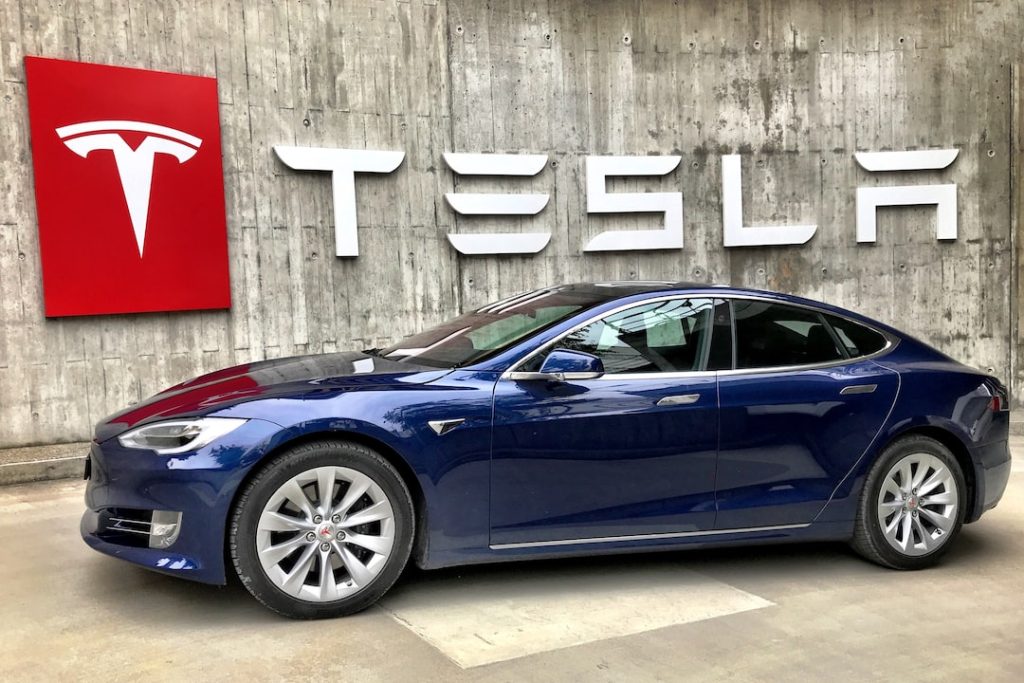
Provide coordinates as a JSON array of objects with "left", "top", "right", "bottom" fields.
[{"left": 84, "top": 524, "right": 1009, "bottom": 627}]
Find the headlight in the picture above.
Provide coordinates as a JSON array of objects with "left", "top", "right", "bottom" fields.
[{"left": 118, "top": 417, "right": 248, "bottom": 454}]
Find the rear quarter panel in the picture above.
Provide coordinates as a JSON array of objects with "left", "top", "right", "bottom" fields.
[{"left": 815, "top": 340, "right": 1008, "bottom": 524}]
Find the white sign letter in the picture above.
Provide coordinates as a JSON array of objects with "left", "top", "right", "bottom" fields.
[
  {"left": 583, "top": 156, "right": 683, "bottom": 252},
  {"left": 443, "top": 152, "right": 551, "bottom": 255},
  {"left": 274, "top": 146, "right": 405, "bottom": 257},
  {"left": 853, "top": 149, "right": 959, "bottom": 242},
  {"left": 721, "top": 154, "right": 817, "bottom": 248}
]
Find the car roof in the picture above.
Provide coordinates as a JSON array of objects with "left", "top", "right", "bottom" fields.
[
  {"left": 554, "top": 280, "right": 773, "bottom": 301},
  {"left": 553, "top": 281, "right": 888, "bottom": 328}
]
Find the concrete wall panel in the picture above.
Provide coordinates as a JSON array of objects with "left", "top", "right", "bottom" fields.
[{"left": 0, "top": 0, "right": 1020, "bottom": 447}]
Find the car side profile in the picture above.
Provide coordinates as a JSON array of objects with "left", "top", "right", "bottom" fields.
[{"left": 81, "top": 282, "right": 1012, "bottom": 618}]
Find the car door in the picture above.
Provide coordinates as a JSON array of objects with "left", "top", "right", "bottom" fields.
[
  {"left": 714, "top": 299, "right": 900, "bottom": 529},
  {"left": 489, "top": 297, "right": 730, "bottom": 547}
]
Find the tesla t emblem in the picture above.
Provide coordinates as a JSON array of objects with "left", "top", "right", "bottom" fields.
[{"left": 56, "top": 120, "right": 203, "bottom": 257}]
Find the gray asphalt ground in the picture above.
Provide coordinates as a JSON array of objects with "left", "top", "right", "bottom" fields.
[{"left": 2, "top": 442, "right": 1021, "bottom": 682}]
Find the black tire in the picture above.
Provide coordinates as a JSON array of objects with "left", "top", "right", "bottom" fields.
[
  {"left": 850, "top": 435, "right": 966, "bottom": 569},
  {"left": 229, "top": 439, "right": 415, "bottom": 619}
]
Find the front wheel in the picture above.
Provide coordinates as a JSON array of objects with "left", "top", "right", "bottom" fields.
[
  {"left": 851, "top": 435, "right": 966, "bottom": 569},
  {"left": 229, "top": 440, "right": 415, "bottom": 618}
]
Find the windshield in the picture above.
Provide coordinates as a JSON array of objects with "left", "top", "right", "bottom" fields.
[{"left": 379, "top": 288, "right": 606, "bottom": 368}]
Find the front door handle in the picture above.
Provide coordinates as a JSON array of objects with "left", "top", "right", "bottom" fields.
[
  {"left": 657, "top": 393, "right": 701, "bottom": 406},
  {"left": 840, "top": 384, "right": 877, "bottom": 395}
]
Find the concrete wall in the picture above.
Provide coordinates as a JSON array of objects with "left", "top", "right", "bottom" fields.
[{"left": 0, "top": 0, "right": 1021, "bottom": 448}]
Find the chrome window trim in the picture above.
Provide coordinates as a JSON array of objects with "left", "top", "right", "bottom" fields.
[
  {"left": 501, "top": 292, "right": 899, "bottom": 381},
  {"left": 593, "top": 370, "right": 718, "bottom": 381},
  {"left": 489, "top": 522, "right": 811, "bottom": 550}
]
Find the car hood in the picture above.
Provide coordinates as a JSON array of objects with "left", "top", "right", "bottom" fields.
[{"left": 94, "top": 351, "right": 448, "bottom": 442}]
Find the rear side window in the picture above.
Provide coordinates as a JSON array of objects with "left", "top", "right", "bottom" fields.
[
  {"left": 733, "top": 301, "right": 843, "bottom": 369},
  {"left": 824, "top": 314, "right": 887, "bottom": 358}
]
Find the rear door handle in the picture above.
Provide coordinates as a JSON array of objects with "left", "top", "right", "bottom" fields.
[
  {"left": 657, "top": 393, "right": 701, "bottom": 406},
  {"left": 840, "top": 384, "right": 877, "bottom": 395}
]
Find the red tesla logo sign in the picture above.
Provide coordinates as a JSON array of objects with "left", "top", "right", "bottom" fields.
[{"left": 25, "top": 57, "right": 231, "bottom": 317}]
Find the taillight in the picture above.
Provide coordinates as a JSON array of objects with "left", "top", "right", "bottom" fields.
[{"left": 988, "top": 381, "right": 1010, "bottom": 412}]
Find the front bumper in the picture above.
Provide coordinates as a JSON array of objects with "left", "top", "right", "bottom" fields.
[{"left": 81, "top": 417, "right": 282, "bottom": 584}]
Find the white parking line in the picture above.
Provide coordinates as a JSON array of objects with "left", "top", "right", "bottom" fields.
[{"left": 380, "top": 563, "right": 773, "bottom": 668}]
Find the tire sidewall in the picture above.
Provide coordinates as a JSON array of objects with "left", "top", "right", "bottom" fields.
[
  {"left": 861, "top": 436, "right": 966, "bottom": 568},
  {"left": 230, "top": 441, "right": 415, "bottom": 619}
]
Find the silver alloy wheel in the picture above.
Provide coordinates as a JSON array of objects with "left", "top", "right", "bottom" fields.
[
  {"left": 256, "top": 465, "right": 396, "bottom": 602},
  {"left": 876, "top": 452, "right": 959, "bottom": 557}
]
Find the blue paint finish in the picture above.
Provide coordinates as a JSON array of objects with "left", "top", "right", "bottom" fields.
[
  {"left": 716, "top": 359, "right": 900, "bottom": 528},
  {"left": 538, "top": 349, "right": 605, "bottom": 375},
  {"left": 81, "top": 283, "right": 1013, "bottom": 585},
  {"left": 82, "top": 418, "right": 283, "bottom": 583},
  {"left": 216, "top": 369, "right": 500, "bottom": 564},
  {"left": 490, "top": 373, "right": 718, "bottom": 544}
]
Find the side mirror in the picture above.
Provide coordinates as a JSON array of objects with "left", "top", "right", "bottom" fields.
[{"left": 509, "top": 349, "right": 605, "bottom": 382}]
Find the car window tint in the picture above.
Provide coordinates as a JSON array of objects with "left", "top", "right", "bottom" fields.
[
  {"left": 382, "top": 288, "right": 606, "bottom": 368},
  {"left": 733, "top": 301, "right": 843, "bottom": 369},
  {"left": 824, "top": 314, "right": 887, "bottom": 358},
  {"left": 466, "top": 306, "right": 578, "bottom": 350},
  {"left": 553, "top": 298, "right": 714, "bottom": 374}
]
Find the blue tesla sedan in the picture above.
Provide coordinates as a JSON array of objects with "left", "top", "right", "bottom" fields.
[{"left": 82, "top": 282, "right": 1011, "bottom": 618}]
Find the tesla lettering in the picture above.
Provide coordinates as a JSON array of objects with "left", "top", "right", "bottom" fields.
[
  {"left": 274, "top": 146, "right": 960, "bottom": 255},
  {"left": 273, "top": 146, "right": 405, "bottom": 257}
]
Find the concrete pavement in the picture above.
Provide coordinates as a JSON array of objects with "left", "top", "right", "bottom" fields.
[{"left": 1, "top": 458, "right": 1022, "bottom": 681}]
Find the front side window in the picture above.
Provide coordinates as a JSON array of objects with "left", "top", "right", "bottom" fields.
[
  {"left": 533, "top": 298, "right": 715, "bottom": 374},
  {"left": 733, "top": 301, "right": 843, "bottom": 369}
]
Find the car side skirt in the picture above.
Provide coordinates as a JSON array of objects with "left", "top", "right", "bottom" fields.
[{"left": 417, "top": 520, "right": 853, "bottom": 570}]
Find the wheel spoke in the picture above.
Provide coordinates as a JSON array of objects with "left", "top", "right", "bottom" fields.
[
  {"left": 881, "top": 478, "right": 903, "bottom": 499},
  {"left": 918, "top": 506, "right": 953, "bottom": 532},
  {"left": 912, "top": 515, "right": 933, "bottom": 551},
  {"left": 281, "top": 543, "right": 318, "bottom": 593},
  {"left": 340, "top": 500, "right": 391, "bottom": 527},
  {"left": 917, "top": 469, "right": 947, "bottom": 497},
  {"left": 884, "top": 510, "right": 904, "bottom": 538},
  {"left": 259, "top": 534, "right": 307, "bottom": 565},
  {"left": 344, "top": 532, "right": 392, "bottom": 556},
  {"left": 899, "top": 512, "right": 913, "bottom": 550},
  {"left": 921, "top": 490, "right": 955, "bottom": 506},
  {"left": 258, "top": 511, "right": 313, "bottom": 533},
  {"left": 337, "top": 544, "right": 375, "bottom": 587},
  {"left": 316, "top": 468, "right": 337, "bottom": 516},
  {"left": 333, "top": 474, "right": 372, "bottom": 517},
  {"left": 898, "top": 461, "right": 914, "bottom": 491},
  {"left": 317, "top": 548, "right": 338, "bottom": 601},
  {"left": 280, "top": 479, "right": 317, "bottom": 521},
  {"left": 911, "top": 461, "right": 930, "bottom": 490}
]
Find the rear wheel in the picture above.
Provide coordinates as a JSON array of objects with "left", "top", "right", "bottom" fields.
[
  {"left": 229, "top": 440, "right": 414, "bottom": 618},
  {"left": 851, "top": 435, "right": 965, "bottom": 569}
]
